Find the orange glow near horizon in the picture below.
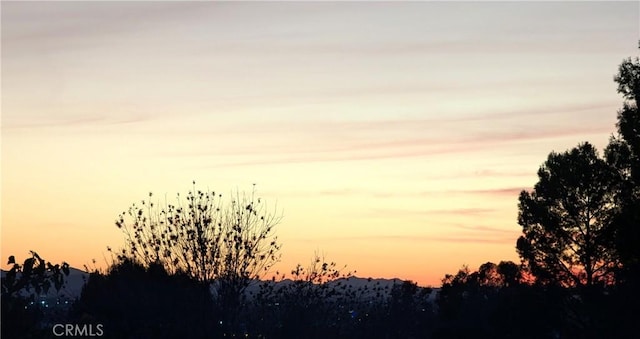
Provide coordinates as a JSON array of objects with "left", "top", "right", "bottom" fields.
[{"left": 2, "top": 1, "right": 639, "bottom": 286}]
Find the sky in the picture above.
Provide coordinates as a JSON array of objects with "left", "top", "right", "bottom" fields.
[{"left": 2, "top": 1, "right": 639, "bottom": 286}]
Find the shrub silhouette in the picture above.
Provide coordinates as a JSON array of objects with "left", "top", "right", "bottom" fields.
[{"left": 243, "top": 255, "right": 436, "bottom": 338}]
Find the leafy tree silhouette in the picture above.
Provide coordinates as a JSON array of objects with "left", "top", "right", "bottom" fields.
[
  {"left": 496, "top": 261, "right": 521, "bottom": 288},
  {"left": 605, "top": 42, "right": 640, "bottom": 285},
  {"left": 516, "top": 142, "right": 620, "bottom": 288},
  {"left": 1, "top": 252, "right": 70, "bottom": 339},
  {"left": 515, "top": 142, "right": 630, "bottom": 337},
  {"left": 601, "top": 41, "right": 640, "bottom": 338}
]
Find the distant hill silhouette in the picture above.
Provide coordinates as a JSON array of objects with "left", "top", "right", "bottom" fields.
[
  {"left": 1, "top": 267, "right": 88, "bottom": 302},
  {"left": 2, "top": 267, "right": 439, "bottom": 302}
]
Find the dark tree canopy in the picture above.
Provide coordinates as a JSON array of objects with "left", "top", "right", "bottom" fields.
[
  {"left": 606, "top": 43, "right": 640, "bottom": 281},
  {"left": 517, "top": 45, "right": 640, "bottom": 289},
  {"left": 497, "top": 261, "right": 522, "bottom": 288},
  {"left": 613, "top": 42, "right": 640, "bottom": 103},
  {"left": 517, "top": 143, "right": 619, "bottom": 287},
  {"left": 609, "top": 52, "right": 640, "bottom": 181}
]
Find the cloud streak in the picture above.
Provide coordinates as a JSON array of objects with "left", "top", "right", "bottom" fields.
[
  {"left": 456, "top": 187, "right": 530, "bottom": 197},
  {"left": 189, "top": 101, "right": 618, "bottom": 137},
  {"left": 196, "top": 123, "right": 612, "bottom": 168},
  {"left": 2, "top": 2, "right": 210, "bottom": 53},
  {"left": 4, "top": 114, "right": 150, "bottom": 130},
  {"left": 295, "top": 234, "right": 516, "bottom": 245},
  {"left": 443, "top": 223, "right": 519, "bottom": 236},
  {"left": 421, "top": 208, "right": 497, "bottom": 216},
  {"left": 273, "top": 187, "right": 529, "bottom": 201}
]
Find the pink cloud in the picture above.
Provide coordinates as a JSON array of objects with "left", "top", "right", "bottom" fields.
[
  {"left": 360, "top": 207, "right": 497, "bottom": 218},
  {"left": 180, "top": 101, "right": 615, "bottom": 167},
  {"left": 456, "top": 187, "right": 530, "bottom": 197},
  {"left": 200, "top": 123, "right": 611, "bottom": 168},
  {"left": 269, "top": 187, "right": 530, "bottom": 201},
  {"left": 445, "top": 223, "right": 519, "bottom": 235}
]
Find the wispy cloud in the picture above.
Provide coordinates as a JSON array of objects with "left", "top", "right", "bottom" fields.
[
  {"left": 196, "top": 123, "right": 612, "bottom": 168},
  {"left": 194, "top": 101, "right": 618, "bottom": 137},
  {"left": 3, "top": 114, "right": 150, "bottom": 129},
  {"left": 311, "top": 102, "right": 618, "bottom": 129},
  {"left": 273, "top": 187, "right": 529, "bottom": 201},
  {"left": 359, "top": 207, "right": 497, "bottom": 218},
  {"left": 2, "top": 2, "right": 210, "bottom": 53},
  {"left": 422, "top": 208, "right": 496, "bottom": 216},
  {"left": 443, "top": 223, "right": 519, "bottom": 235},
  {"left": 295, "top": 234, "right": 515, "bottom": 245},
  {"left": 319, "top": 189, "right": 395, "bottom": 199},
  {"left": 455, "top": 187, "right": 530, "bottom": 197}
]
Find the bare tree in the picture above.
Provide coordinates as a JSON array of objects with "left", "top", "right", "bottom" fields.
[{"left": 114, "top": 182, "right": 282, "bottom": 306}]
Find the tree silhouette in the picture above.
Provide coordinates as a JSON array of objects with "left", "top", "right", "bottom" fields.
[
  {"left": 1, "top": 252, "right": 70, "bottom": 339},
  {"left": 516, "top": 143, "right": 620, "bottom": 288},
  {"left": 605, "top": 43, "right": 640, "bottom": 284},
  {"left": 113, "top": 181, "right": 282, "bottom": 330},
  {"left": 436, "top": 42, "right": 640, "bottom": 339},
  {"left": 600, "top": 42, "right": 640, "bottom": 338}
]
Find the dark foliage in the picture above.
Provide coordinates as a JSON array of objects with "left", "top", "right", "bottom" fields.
[
  {"left": 1, "top": 252, "right": 70, "bottom": 339},
  {"left": 70, "top": 259, "right": 217, "bottom": 339},
  {"left": 517, "top": 142, "right": 619, "bottom": 288},
  {"left": 606, "top": 44, "right": 640, "bottom": 286},
  {"left": 233, "top": 256, "right": 436, "bottom": 338}
]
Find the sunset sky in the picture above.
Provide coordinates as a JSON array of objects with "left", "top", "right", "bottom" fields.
[{"left": 2, "top": 1, "right": 638, "bottom": 286}]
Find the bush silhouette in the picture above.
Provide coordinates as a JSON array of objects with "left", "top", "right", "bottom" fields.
[{"left": 71, "top": 259, "right": 217, "bottom": 339}]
